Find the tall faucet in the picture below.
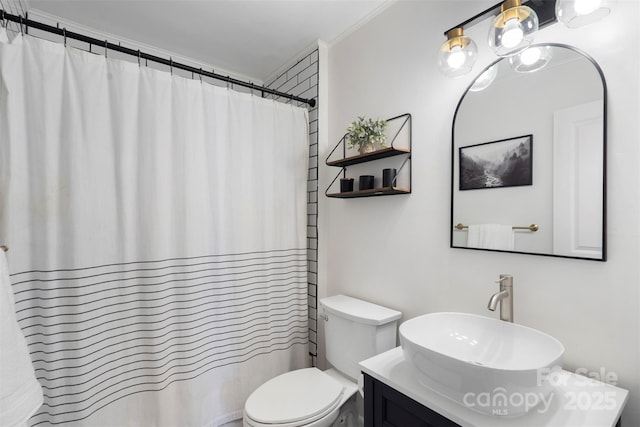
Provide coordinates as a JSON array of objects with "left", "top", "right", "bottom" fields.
[{"left": 488, "top": 274, "right": 513, "bottom": 322}]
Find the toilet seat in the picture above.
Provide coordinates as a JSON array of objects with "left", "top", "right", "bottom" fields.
[{"left": 244, "top": 368, "right": 344, "bottom": 426}]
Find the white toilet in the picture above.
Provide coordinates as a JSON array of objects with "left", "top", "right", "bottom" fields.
[{"left": 243, "top": 295, "right": 401, "bottom": 427}]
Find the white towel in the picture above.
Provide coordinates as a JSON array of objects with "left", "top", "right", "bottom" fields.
[
  {"left": 467, "top": 224, "right": 515, "bottom": 250},
  {"left": 0, "top": 251, "right": 43, "bottom": 427}
]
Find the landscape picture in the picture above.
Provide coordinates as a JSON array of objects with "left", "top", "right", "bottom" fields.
[{"left": 459, "top": 135, "right": 532, "bottom": 190}]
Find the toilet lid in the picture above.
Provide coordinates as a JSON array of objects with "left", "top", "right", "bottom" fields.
[{"left": 245, "top": 368, "right": 344, "bottom": 424}]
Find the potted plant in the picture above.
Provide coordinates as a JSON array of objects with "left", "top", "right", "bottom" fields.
[{"left": 346, "top": 116, "right": 388, "bottom": 155}]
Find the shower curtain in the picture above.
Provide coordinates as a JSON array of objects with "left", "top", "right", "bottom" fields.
[{"left": 0, "top": 29, "right": 310, "bottom": 426}]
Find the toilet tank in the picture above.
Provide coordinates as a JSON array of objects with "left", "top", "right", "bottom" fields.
[{"left": 320, "top": 295, "right": 401, "bottom": 381}]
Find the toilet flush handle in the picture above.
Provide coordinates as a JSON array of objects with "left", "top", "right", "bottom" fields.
[{"left": 320, "top": 312, "right": 328, "bottom": 322}]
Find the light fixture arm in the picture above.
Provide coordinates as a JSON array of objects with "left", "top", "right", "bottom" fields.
[{"left": 443, "top": 0, "right": 557, "bottom": 36}]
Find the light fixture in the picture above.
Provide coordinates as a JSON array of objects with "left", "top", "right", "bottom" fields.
[
  {"left": 488, "top": 0, "right": 539, "bottom": 57},
  {"left": 437, "top": 28, "right": 478, "bottom": 77},
  {"left": 437, "top": 0, "right": 553, "bottom": 77},
  {"left": 509, "top": 46, "right": 553, "bottom": 73},
  {"left": 556, "top": 0, "right": 610, "bottom": 28},
  {"left": 470, "top": 65, "right": 498, "bottom": 91},
  {"left": 437, "top": 0, "right": 602, "bottom": 78}
]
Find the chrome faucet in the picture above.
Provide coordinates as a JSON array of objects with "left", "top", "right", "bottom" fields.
[{"left": 488, "top": 274, "right": 513, "bottom": 322}]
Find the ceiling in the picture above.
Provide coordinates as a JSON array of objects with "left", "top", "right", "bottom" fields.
[{"left": 24, "top": 0, "right": 390, "bottom": 82}]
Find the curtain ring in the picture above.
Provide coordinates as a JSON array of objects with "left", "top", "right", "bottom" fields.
[
  {"left": 199, "top": 68, "right": 203, "bottom": 83},
  {"left": 169, "top": 57, "right": 173, "bottom": 75},
  {"left": 19, "top": 16, "right": 24, "bottom": 36},
  {"left": 62, "top": 27, "right": 67, "bottom": 47},
  {"left": 104, "top": 40, "right": 108, "bottom": 58},
  {"left": 1, "top": 11, "right": 6, "bottom": 29},
  {"left": 138, "top": 49, "right": 141, "bottom": 67}
]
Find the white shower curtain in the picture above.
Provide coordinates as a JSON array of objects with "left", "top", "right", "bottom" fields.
[{"left": 0, "top": 29, "right": 310, "bottom": 426}]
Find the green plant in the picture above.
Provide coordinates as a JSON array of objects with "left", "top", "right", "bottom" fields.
[{"left": 346, "top": 116, "right": 388, "bottom": 150}]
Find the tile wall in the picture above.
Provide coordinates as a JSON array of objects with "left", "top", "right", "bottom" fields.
[{"left": 265, "top": 49, "right": 319, "bottom": 365}]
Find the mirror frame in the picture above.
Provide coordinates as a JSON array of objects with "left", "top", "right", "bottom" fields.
[{"left": 450, "top": 44, "right": 608, "bottom": 261}]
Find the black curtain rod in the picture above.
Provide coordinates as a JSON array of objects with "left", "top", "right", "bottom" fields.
[{"left": 0, "top": 10, "right": 316, "bottom": 108}]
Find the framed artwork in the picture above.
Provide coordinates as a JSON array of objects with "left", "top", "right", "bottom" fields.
[{"left": 459, "top": 135, "right": 533, "bottom": 190}]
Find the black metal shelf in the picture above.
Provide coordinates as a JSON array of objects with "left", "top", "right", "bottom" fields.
[
  {"left": 325, "top": 113, "right": 412, "bottom": 199},
  {"left": 327, "top": 186, "right": 411, "bottom": 198},
  {"left": 326, "top": 147, "right": 411, "bottom": 168}
]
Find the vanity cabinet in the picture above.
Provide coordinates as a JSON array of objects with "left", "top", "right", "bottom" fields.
[
  {"left": 363, "top": 373, "right": 460, "bottom": 427},
  {"left": 363, "top": 372, "right": 623, "bottom": 427},
  {"left": 325, "top": 113, "right": 411, "bottom": 198},
  {"left": 361, "top": 348, "right": 627, "bottom": 427}
]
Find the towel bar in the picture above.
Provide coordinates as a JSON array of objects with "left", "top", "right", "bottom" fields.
[{"left": 455, "top": 223, "right": 539, "bottom": 232}]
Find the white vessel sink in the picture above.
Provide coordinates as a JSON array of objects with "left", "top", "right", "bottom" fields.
[{"left": 399, "top": 312, "right": 564, "bottom": 417}]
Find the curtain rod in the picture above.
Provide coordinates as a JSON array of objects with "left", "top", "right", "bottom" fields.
[{"left": 0, "top": 10, "right": 317, "bottom": 108}]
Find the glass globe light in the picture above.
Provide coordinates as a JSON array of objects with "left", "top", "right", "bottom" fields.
[
  {"left": 556, "top": 0, "right": 610, "bottom": 28},
  {"left": 437, "top": 28, "right": 478, "bottom": 77},
  {"left": 488, "top": 0, "right": 539, "bottom": 57},
  {"left": 470, "top": 65, "right": 499, "bottom": 92},
  {"left": 509, "top": 46, "right": 553, "bottom": 73}
]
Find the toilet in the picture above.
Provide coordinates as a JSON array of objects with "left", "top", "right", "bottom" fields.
[{"left": 243, "top": 295, "right": 401, "bottom": 427}]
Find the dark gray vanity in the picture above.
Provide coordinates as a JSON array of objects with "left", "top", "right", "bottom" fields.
[
  {"left": 360, "top": 348, "right": 627, "bottom": 427},
  {"left": 364, "top": 373, "right": 460, "bottom": 427}
]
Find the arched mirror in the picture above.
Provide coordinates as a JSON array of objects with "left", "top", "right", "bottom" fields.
[{"left": 451, "top": 44, "right": 606, "bottom": 260}]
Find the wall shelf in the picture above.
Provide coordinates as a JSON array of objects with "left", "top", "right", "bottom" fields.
[
  {"left": 327, "top": 186, "right": 411, "bottom": 199},
  {"left": 325, "top": 113, "right": 412, "bottom": 198},
  {"left": 326, "top": 147, "right": 411, "bottom": 168}
]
